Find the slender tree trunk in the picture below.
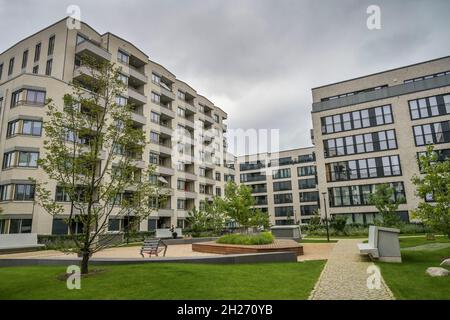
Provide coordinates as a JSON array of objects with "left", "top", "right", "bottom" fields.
[{"left": 80, "top": 250, "right": 90, "bottom": 275}]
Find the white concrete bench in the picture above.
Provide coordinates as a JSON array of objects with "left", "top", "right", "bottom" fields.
[
  {"left": 357, "top": 226, "right": 401, "bottom": 263},
  {"left": 155, "top": 228, "right": 183, "bottom": 239},
  {"left": 0, "top": 233, "right": 45, "bottom": 252}
]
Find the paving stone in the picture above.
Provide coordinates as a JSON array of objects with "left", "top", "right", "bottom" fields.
[{"left": 309, "top": 239, "right": 395, "bottom": 300}]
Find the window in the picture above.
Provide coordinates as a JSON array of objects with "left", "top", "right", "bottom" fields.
[
  {"left": 214, "top": 114, "right": 220, "bottom": 123},
  {"left": 409, "top": 94, "right": 450, "bottom": 120},
  {"left": 274, "top": 206, "right": 294, "bottom": 217},
  {"left": 177, "top": 199, "right": 186, "bottom": 210},
  {"left": 326, "top": 155, "right": 401, "bottom": 182},
  {"left": 45, "top": 59, "right": 52, "bottom": 76},
  {"left": 149, "top": 152, "right": 158, "bottom": 164},
  {"left": 330, "top": 182, "right": 406, "bottom": 207},
  {"left": 177, "top": 90, "right": 185, "bottom": 101},
  {"left": 151, "top": 73, "right": 160, "bottom": 84},
  {"left": 22, "top": 50, "right": 28, "bottom": 69},
  {"left": 48, "top": 36, "right": 55, "bottom": 55},
  {"left": 151, "top": 92, "right": 161, "bottom": 104},
  {"left": 216, "top": 187, "right": 222, "bottom": 196},
  {"left": 177, "top": 107, "right": 185, "bottom": 118},
  {"left": 272, "top": 168, "right": 291, "bottom": 180},
  {"left": 6, "top": 119, "right": 42, "bottom": 137},
  {"left": 299, "top": 191, "right": 319, "bottom": 202},
  {"left": 8, "top": 57, "right": 14, "bottom": 76},
  {"left": 273, "top": 181, "right": 292, "bottom": 191},
  {"left": 116, "top": 95, "right": 127, "bottom": 107},
  {"left": 11, "top": 89, "right": 46, "bottom": 107},
  {"left": 215, "top": 172, "right": 221, "bottom": 181},
  {"left": 240, "top": 172, "right": 266, "bottom": 182},
  {"left": 300, "top": 205, "right": 319, "bottom": 215},
  {"left": 150, "top": 112, "right": 160, "bottom": 123},
  {"left": 14, "top": 184, "right": 35, "bottom": 201},
  {"left": 55, "top": 186, "right": 71, "bottom": 202},
  {"left": 298, "top": 178, "right": 316, "bottom": 190},
  {"left": 150, "top": 131, "right": 159, "bottom": 143},
  {"left": 0, "top": 63, "right": 3, "bottom": 80},
  {"left": 117, "top": 73, "right": 128, "bottom": 85},
  {"left": 2, "top": 151, "right": 39, "bottom": 169},
  {"left": 413, "top": 121, "right": 450, "bottom": 146},
  {"left": 32, "top": 65, "right": 39, "bottom": 74},
  {"left": 117, "top": 50, "right": 129, "bottom": 64},
  {"left": 321, "top": 105, "right": 393, "bottom": 134},
  {"left": 9, "top": 219, "right": 32, "bottom": 234},
  {"left": 274, "top": 193, "right": 293, "bottom": 204},
  {"left": 324, "top": 129, "right": 397, "bottom": 158},
  {"left": 34, "top": 43, "right": 41, "bottom": 62}
]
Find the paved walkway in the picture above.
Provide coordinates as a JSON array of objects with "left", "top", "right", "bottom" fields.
[{"left": 309, "top": 239, "right": 395, "bottom": 300}]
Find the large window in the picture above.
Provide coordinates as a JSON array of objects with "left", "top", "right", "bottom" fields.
[
  {"left": 299, "top": 191, "right": 319, "bottom": 202},
  {"left": 274, "top": 206, "right": 294, "bottom": 217},
  {"left": 117, "top": 50, "right": 129, "bottom": 64},
  {"left": 48, "top": 35, "right": 55, "bottom": 55},
  {"left": 409, "top": 94, "right": 450, "bottom": 120},
  {"left": 324, "top": 129, "right": 397, "bottom": 158},
  {"left": 329, "top": 182, "right": 406, "bottom": 207},
  {"left": 34, "top": 43, "right": 41, "bottom": 62},
  {"left": 14, "top": 184, "right": 35, "bottom": 201},
  {"left": 300, "top": 204, "right": 319, "bottom": 215},
  {"left": 22, "top": 50, "right": 28, "bottom": 69},
  {"left": 2, "top": 151, "right": 39, "bottom": 169},
  {"left": 274, "top": 193, "right": 293, "bottom": 204},
  {"left": 298, "top": 178, "right": 317, "bottom": 190},
  {"left": 11, "top": 89, "right": 46, "bottom": 107},
  {"left": 298, "top": 165, "right": 316, "bottom": 176},
  {"left": 326, "top": 155, "right": 401, "bottom": 182},
  {"left": 8, "top": 57, "right": 14, "bottom": 76},
  {"left": 413, "top": 120, "right": 450, "bottom": 146},
  {"left": 272, "top": 168, "right": 291, "bottom": 180},
  {"left": 273, "top": 181, "right": 292, "bottom": 192},
  {"left": 7, "top": 119, "right": 42, "bottom": 137},
  {"left": 9, "top": 219, "right": 32, "bottom": 234},
  {"left": 240, "top": 172, "right": 266, "bottom": 182},
  {"left": 321, "top": 105, "right": 393, "bottom": 134}
]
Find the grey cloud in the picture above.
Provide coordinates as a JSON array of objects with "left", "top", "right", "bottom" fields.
[{"left": 1, "top": 0, "right": 449, "bottom": 155}]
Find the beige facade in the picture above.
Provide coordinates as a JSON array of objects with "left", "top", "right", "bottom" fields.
[
  {"left": 311, "top": 56, "right": 450, "bottom": 224},
  {"left": 0, "top": 18, "right": 233, "bottom": 235},
  {"left": 236, "top": 147, "right": 319, "bottom": 225}
]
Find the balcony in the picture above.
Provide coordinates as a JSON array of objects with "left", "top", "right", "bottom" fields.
[
  {"left": 130, "top": 112, "right": 147, "bottom": 125},
  {"left": 129, "top": 66, "right": 148, "bottom": 85},
  {"left": 128, "top": 88, "right": 147, "bottom": 106},
  {"left": 185, "top": 102, "right": 197, "bottom": 114},
  {"left": 158, "top": 208, "right": 174, "bottom": 217},
  {"left": 159, "top": 123, "right": 173, "bottom": 136},
  {"left": 160, "top": 85, "right": 175, "bottom": 101},
  {"left": 182, "top": 190, "right": 197, "bottom": 199},
  {"left": 157, "top": 166, "right": 175, "bottom": 176},
  {"left": 181, "top": 171, "right": 198, "bottom": 181},
  {"left": 76, "top": 40, "right": 111, "bottom": 62},
  {"left": 158, "top": 142, "right": 172, "bottom": 156}
]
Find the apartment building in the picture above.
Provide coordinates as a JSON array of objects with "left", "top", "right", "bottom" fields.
[
  {"left": 236, "top": 147, "right": 319, "bottom": 225},
  {"left": 311, "top": 56, "right": 450, "bottom": 224},
  {"left": 0, "top": 18, "right": 234, "bottom": 235}
]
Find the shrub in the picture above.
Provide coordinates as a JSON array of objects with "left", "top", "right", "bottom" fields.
[
  {"left": 329, "top": 216, "right": 348, "bottom": 234},
  {"left": 38, "top": 234, "right": 84, "bottom": 250},
  {"left": 216, "top": 232, "right": 274, "bottom": 245}
]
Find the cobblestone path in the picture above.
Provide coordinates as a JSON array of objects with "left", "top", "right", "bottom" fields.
[{"left": 309, "top": 239, "right": 395, "bottom": 300}]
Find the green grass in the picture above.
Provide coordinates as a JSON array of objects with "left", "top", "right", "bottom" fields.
[
  {"left": 0, "top": 261, "right": 325, "bottom": 300},
  {"left": 216, "top": 232, "right": 274, "bottom": 245},
  {"left": 398, "top": 235, "right": 450, "bottom": 248},
  {"left": 378, "top": 235, "right": 450, "bottom": 300}
]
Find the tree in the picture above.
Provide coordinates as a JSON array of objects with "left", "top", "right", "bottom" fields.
[
  {"left": 34, "top": 54, "right": 164, "bottom": 274},
  {"left": 185, "top": 204, "right": 226, "bottom": 237},
  {"left": 368, "top": 183, "right": 404, "bottom": 227},
  {"left": 412, "top": 145, "right": 450, "bottom": 238},
  {"left": 214, "top": 181, "right": 269, "bottom": 232},
  {"left": 330, "top": 215, "right": 347, "bottom": 234}
]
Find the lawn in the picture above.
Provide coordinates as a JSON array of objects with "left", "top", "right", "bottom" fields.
[
  {"left": 378, "top": 235, "right": 450, "bottom": 300},
  {"left": 0, "top": 261, "right": 325, "bottom": 300}
]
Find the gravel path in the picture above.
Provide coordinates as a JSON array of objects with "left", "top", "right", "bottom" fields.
[{"left": 309, "top": 239, "right": 395, "bottom": 300}]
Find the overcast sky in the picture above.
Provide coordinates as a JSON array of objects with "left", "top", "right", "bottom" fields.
[{"left": 1, "top": 0, "right": 450, "bottom": 155}]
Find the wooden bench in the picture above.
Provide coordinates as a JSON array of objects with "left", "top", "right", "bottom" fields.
[
  {"left": 357, "top": 226, "right": 401, "bottom": 263},
  {"left": 140, "top": 238, "right": 167, "bottom": 258}
]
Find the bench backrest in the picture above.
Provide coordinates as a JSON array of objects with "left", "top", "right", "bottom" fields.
[
  {"left": 368, "top": 226, "right": 378, "bottom": 248},
  {"left": 142, "top": 239, "right": 160, "bottom": 248}
]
